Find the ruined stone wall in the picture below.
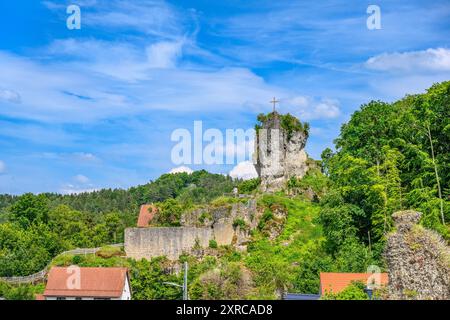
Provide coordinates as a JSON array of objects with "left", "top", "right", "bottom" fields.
[
  {"left": 385, "top": 210, "right": 450, "bottom": 300},
  {"left": 125, "top": 227, "right": 213, "bottom": 261},
  {"left": 125, "top": 199, "right": 259, "bottom": 260}
]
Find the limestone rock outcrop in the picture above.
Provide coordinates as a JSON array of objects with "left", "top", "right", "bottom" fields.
[
  {"left": 384, "top": 210, "right": 450, "bottom": 300},
  {"left": 254, "top": 112, "right": 310, "bottom": 192}
]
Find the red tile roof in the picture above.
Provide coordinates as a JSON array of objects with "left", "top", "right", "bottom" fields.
[
  {"left": 137, "top": 204, "right": 156, "bottom": 227},
  {"left": 44, "top": 267, "right": 129, "bottom": 298},
  {"left": 320, "top": 272, "right": 388, "bottom": 295}
]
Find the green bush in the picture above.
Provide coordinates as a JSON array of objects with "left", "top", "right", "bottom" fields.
[
  {"left": 237, "top": 178, "right": 260, "bottom": 194},
  {"left": 209, "top": 239, "right": 218, "bottom": 249},
  {"left": 232, "top": 218, "right": 247, "bottom": 230},
  {"left": 321, "top": 281, "right": 368, "bottom": 300}
]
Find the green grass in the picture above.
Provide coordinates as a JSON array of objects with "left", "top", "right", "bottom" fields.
[
  {"left": 210, "top": 196, "right": 249, "bottom": 207},
  {"left": 51, "top": 252, "right": 129, "bottom": 268},
  {"left": 245, "top": 194, "right": 328, "bottom": 297}
]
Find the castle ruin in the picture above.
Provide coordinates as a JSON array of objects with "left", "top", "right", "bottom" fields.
[
  {"left": 385, "top": 210, "right": 450, "bottom": 300},
  {"left": 125, "top": 200, "right": 258, "bottom": 260}
]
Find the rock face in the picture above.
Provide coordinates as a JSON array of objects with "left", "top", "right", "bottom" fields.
[
  {"left": 385, "top": 210, "right": 450, "bottom": 300},
  {"left": 254, "top": 112, "right": 309, "bottom": 192}
]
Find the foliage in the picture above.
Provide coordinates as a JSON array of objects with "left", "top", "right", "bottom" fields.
[
  {"left": 209, "top": 240, "right": 218, "bottom": 249},
  {"left": 320, "top": 81, "right": 450, "bottom": 268},
  {"left": 96, "top": 246, "right": 124, "bottom": 259},
  {"left": 321, "top": 281, "right": 368, "bottom": 300},
  {"left": 255, "top": 112, "right": 310, "bottom": 141},
  {"left": 0, "top": 281, "right": 38, "bottom": 300},
  {"left": 246, "top": 195, "right": 329, "bottom": 297},
  {"left": 237, "top": 178, "right": 261, "bottom": 194},
  {"left": 287, "top": 168, "right": 329, "bottom": 199},
  {"left": 189, "top": 262, "right": 250, "bottom": 300},
  {"left": 9, "top": 193, "right": 49, "bottom": 228},
  {"left": 130, "top": 257, "right": 182, "bottom": 300},
  {"left": 232, "top": 218, "right": 247, "bottom": 230},
  {"left": 153, "top": 198, "right": 185, "bottom": 227}
]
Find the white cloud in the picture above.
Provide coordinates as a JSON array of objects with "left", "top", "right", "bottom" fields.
[
  {"left": 0, "top": 161, "right": 5, "bottom": 174},
  {"left": 229, "top": 161, "right": 258, "bottom": 180},
  {"left": 74, "top": 152, "right": 98, "bottom": 162},
  {"left": 65, "top": 0, "right": 184, "bottom": 38},
  {"left": 74, "top": 174, "right": 90, "bottom": 184},
  {"left": 0, "top": 47, "right": 288, "bottom": 123},
  {"left": 146, "top": 41, "right": 184, "bottom": 68},
  {"left": 365, "top": 48, "right": 450, "bottom": 73},
  {"left": 282, "top": 96, "right": 340, "bottom": 120},
  {"left": 169, "top": 166, "right": 193, "bottom": 174},
  {"left": 60, "top": 185, "right": 98, "bottom": 195},
  {"left": 61, "top": 175, "right": 96, "bottom": 194},
  {"left": 0, "top": 89, "right": 21, "bottom": 103}
]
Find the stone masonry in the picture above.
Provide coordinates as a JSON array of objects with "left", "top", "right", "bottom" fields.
[
  {"left": 125, "top": 200, "right": 259, "bottom": 260},
  {"left": 385, "top": 210, "right": 450, "bottom": 300}
]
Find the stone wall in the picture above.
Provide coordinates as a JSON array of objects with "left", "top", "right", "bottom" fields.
[
  {"left": 125, "top": 227, "right": 213, "bottom": 261},
  {"left": 385, "top": 210, "right": 450, "bottom": 300},
  {"left": 125, "top": 199, "right": 259, "bottom": 260}
]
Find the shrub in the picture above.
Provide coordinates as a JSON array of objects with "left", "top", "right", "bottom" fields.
[
  {"left": 72, "top": 255, "right": 83, "bottom": 265},
  {"left": 209, "top": 239, "right": 218, "bottom": 249},
  {"left": 321, "top": 281, "right": 368, "bottom": 300},
  {"left": 237, "top": 178, "right": 260, "bottom": 194},
  {"left": 232, "top": 218, "right": 247, "bottom": 230}
]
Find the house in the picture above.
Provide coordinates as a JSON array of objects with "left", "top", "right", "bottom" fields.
[
  {"left": 43, "top": 267, "right": 131, "bottom": 300},
  {"left": 284, "top": 272, "right": 389, "bottom": 300},
  {"left": 137, "top": 204, "right": 156, "bottom": 227},
  {"left": 320, "top": 272, "right": 388, "bottom": 296}
]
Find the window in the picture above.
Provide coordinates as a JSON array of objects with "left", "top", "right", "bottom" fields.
[{"left": 56, "top": 297, "right": 66, "bottom": 300}]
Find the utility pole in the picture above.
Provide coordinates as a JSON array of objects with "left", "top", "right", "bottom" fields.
[
  {"left": 183, "top": 261, "right": 188, "bottom": 300},
  {"left": 163, "top": 261, "right": 188, "bottom": 300}
]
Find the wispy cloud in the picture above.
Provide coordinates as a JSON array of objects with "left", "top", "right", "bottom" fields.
[
  {"left": 0, "top": 89, "right": 21, "bottom": 103},
  {"left": 281, "top": 96, "right": 340, "bottom": 121},
  {"left": 43, "top": 0, "right": 188, "bottom": 39},
  {"left": 0, "top": 160, "right": 5, "bottom": 174},
  {"left": 0, "top": 0, "right": 448, "bottom": 194},
  {"left": 74, "top": 174, "right": 90, "bottom": 184},
  {"left": 366, "top": 48, "right": 450, "bottom": 73}
]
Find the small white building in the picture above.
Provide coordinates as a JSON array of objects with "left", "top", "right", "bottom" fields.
[{"left": 43, "top": 266, "right": 131, "bottom": 300}]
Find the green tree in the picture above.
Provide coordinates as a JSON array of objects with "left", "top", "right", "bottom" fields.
[{"left": 9, "top": 193, "right": 49, "bottom": 228}]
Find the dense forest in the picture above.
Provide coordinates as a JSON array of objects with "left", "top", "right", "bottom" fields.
[
  {"left": 0, "top": 171, "right": 236, "bottom": 277},
  {"left": 0, "top": 81, "right": 448, "bottom": 299},
  {"left": 320, "top": 81, "right": 449, "bottom": 266}
]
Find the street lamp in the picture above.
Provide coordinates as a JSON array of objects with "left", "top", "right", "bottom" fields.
[{"left": 163, "top": 261, "right": 188, "bottom": 300}]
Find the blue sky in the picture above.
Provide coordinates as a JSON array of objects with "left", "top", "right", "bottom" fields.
[{"left": 0, "top": 0, "right": 449, "bottom": 194}]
